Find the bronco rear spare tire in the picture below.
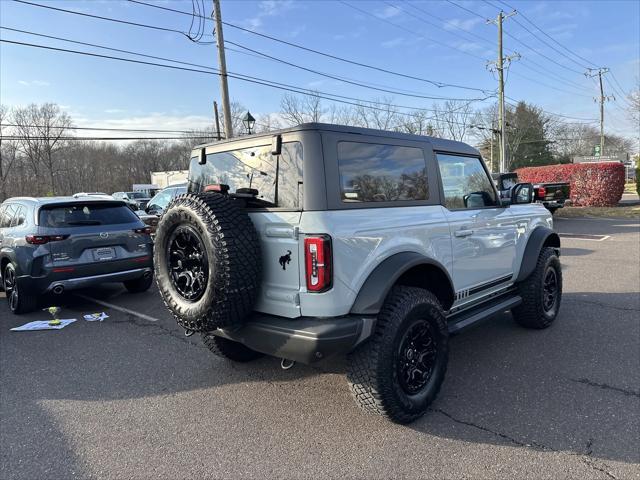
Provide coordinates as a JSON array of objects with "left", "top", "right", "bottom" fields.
[{"left": 154, "top": 192, "right": 261, "bottom": 332}]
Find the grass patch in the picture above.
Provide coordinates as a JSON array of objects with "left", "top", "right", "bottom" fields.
[{"left": 556, "top": 205, "right": 640, "bottom": 219}]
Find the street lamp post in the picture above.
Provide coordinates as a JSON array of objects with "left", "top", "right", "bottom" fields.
[{"left": 242, "top": 111, "right": 256, "bottom": 135}]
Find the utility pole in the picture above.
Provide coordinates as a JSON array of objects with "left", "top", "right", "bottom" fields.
[
  {"left": 213, "top": 0, "right": 233, "bottom": 138},
  {"left": 488, "top": 10, "right": 518, "bottom": 172},
  {"left": 213, "top": 101, "right": 221, "bottom": 140},
  {"left": 586, "top": 67, "right": 611, "bottom": 157}
]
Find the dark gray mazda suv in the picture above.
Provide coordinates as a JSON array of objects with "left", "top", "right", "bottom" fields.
[{"left": 0, "top": 196, "right": 154, "bottom": 314}]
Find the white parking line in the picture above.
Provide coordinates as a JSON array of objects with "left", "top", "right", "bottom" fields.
[
  {"left": 560, "top": 233, "right": 611, "bottom": 241},
  {"left": 75, "top": 294, "right": 160, "bottom": 322}
]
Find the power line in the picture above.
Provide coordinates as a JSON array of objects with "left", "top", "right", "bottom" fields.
[
  {"left": 0, "top": 136, "right": 216, "bottom": 141},
  {"left": 446, "top": 0, "right": 488, "bottom": 21},
  {"left": 504, "top": 97, "right": 598, "bottom": 122},
  {"left": 0, "top": 38, "right": 493, "bottom": 126},
  {"left": 339, "top": 0, "right": 489, "bottom": 62},
  {"left": 0, "top": 123, "right": 211, "bottom": 134},
  {"left": 496, "top": 0, "right": 600, "bottom": 69},
  {"left": 224, "top": 39, "right": 483, "bottom": 102},
  {"left": 127, "top": 0, "right": 493, "bottom": 94}
]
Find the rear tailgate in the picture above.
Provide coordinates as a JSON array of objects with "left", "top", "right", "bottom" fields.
[
  {"left": 38, "top": 201, "right": 152, "bottom": 273},
  {"left": 535, "top": 183, "right": 570, "bottom": 202}
]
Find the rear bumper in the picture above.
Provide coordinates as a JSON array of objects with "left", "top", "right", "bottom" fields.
[
  {"left": 215, "top": 314, "right": 376, "bottom": 364},
  {"left": 19, "top": 267, "right": 152, "bottom": 294}
]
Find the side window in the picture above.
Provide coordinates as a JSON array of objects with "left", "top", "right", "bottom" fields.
[
  {"left": 0, "top": 205, "right": 7, "bottom": 228},
  {"left": 337, "top": 142, "right": 428, "bottom": 203},
  {"left": 436, "top": 153, "right": 497, "bottom": 209},
  {"left": 10, "top": 206, "right": 26, "bottom": 227},
  {"left": 0, "top": 204, "right": 16, "bottom": 228}
]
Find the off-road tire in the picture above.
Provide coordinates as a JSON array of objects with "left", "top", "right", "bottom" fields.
[
  {"left": 154, "top": 192, "right": 261, "bottom": 332},
  {"left": 4, "top": 263, "right": 38, "bottom": 314},
  {"left": 123, "top": 274, "right": 154, "bottom": 293},
  {"left": 347, "top": 286, "right": 449, "bottom": 424},
  {"left": 201, "top": 333, "right": 264, "bottom": 362},
  {"left": 512, "top": 247, "right": 562, "bottom": 329}
]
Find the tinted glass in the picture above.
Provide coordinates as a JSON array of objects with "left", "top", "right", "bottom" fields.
[
  {"left": 128, "top": 192, "right": 146, "bottom": 199},
  {"left": 189, "top": 142, "right": 303, "bottom": 209},
  {"left": 337, "top": 142, "right": 428, "bottom": 203},
  {"left": 0, "top": 204, "right": 14, "bottom": 228},
  {"left": 10, "top": 206, "right": 26, "bottom": 227},
  {"left": 436, "top": 154, "right": 497, "bottom": 209},
  {"left": 39, "top": 203, "right": 139, "bottom": 227}
]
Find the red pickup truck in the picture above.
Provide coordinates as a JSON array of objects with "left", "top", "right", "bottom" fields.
[{"left": 493, "top": 173, "right": 570, "bottom": 214}]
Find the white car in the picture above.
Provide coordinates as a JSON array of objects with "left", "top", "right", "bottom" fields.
[{"left": 153, "top": 123, "right": 562, "bottom": 424}]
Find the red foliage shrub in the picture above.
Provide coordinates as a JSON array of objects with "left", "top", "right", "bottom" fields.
[{"left": 516, "top": 163, "right": 625, "bottom": 207}]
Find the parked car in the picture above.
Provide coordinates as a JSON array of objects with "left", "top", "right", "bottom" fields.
[
  {"left": 153, "top": 123, "right": 562, "bottom": 424},
  {"left": 112, "top": 191, "right": 151, "bottom": 210},
  {"left": 493, "top": 172, "right": 569, "bottom": 214},
  {"left": 139, "top": 184, "right": 187, "bottom": 233},
  {"left": 0, "top": 197, "right": 154, "bottom": 314}
]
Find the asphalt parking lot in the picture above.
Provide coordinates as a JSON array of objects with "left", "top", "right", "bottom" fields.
[{"left": 1, "top": 216, "right": 638, "bottom": 479}]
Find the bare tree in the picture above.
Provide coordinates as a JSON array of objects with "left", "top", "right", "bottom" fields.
[
  {"left": 627, "top": 81, "right": 640, "bottom": 129},
  {"left": 280, "top": 93, "right": 325, "bottom": 125},
  {"left": 12, "top": 103, "right": 73, "bottom": 195},
  {"left": 219, "top": 100, "right": 248, "bottom": 137},
  {"left": 431, "top": 100, "right": 475, "bottom": 141},
  {"left": 0, "top": 105, "right": 19, "bottom": 200}
]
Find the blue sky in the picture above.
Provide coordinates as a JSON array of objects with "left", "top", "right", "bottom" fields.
[{"left": 1, "top": 0, "right": 638, "bottom": 141}]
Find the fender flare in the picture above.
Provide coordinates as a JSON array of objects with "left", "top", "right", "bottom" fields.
[
  {"left": 350, "top": 252, "right": 455, "bottom": 315},
  {"left": 516, "top": 226, "right": 560, "bottom": 282}
]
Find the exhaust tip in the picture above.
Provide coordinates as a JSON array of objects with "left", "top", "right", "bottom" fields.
[{"left": 52, "top": 285, "right": 64, "bottom": 295}]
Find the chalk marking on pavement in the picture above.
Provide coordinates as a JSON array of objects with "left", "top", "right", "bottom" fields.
[
  {"left": 559, "top": 233, "right": 610, "bottom": 241},
  {"left": 74, "top": 294, "right": 159, "bottom": 322}
]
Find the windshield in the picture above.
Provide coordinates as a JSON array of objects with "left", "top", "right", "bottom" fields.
[
  {"left": 39, "top": 203, "right": 140, "bottom": 227},
  {"left": 188, "top": 141, "right": 303, "bottom": 208},
  {"left": 127, "top": 192, "right": 147, "bottom": 199}
]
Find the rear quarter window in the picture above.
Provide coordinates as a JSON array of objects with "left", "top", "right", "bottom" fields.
[
  {"left": 39, "top": 203, "right": 140, "bottom": 227},
  {"left": 337, "top": 141, "right": 429, "bottom": 203}
]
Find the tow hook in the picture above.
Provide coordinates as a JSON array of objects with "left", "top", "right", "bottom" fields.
[
  {"left": 280, "top": 358, "right": 295, "bottom": 370},
  {"left": 184, "top": 329, "right": 195, "bottom": 337}
]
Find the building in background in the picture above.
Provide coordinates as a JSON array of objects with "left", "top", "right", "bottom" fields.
[{"left": 151, "top": 171, "right": 189, "bottom": 189}]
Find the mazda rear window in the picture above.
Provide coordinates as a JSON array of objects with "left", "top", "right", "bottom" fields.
[{"left": 39, "top": 203, "right": 139, "bottom": 227}]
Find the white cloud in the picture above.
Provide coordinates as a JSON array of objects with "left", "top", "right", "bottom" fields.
[
  {"left": 88, "top": 113, "right": 213, "bottom": 133},
  {"left": 375, "top": 5, "right": 400, "bottom": 19},
  {"left": 452, "top": 41, "right": 483, "bottom": 53},
  {"left": 104, "top": 109, "right": 126, "bottom": 114},
  {"left": 18, "top": 80, "right": 50, "bottom": 87},
  {"left": 243, "top": 0, "right": 295, "bottom": 31},
  {"left": 381, "top": 37, "right": 407, "bottom": 49},
  {"left": 444, "top": 17, "right": 482, "bottom": 32}
]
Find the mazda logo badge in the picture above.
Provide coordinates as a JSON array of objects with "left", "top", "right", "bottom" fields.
[{"left": 100, "top": 232, "right": 109, "bottom": 238}]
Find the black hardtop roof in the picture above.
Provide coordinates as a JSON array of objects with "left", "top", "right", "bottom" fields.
[{"left": 193, "top": 122, "right": 479, "bottom": 156}]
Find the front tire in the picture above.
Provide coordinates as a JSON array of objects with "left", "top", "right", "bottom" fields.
[
  {"left": 347, "top": 286, "right": 449, "bottom": 424},
  {"left": 512, "top": 247, "right": 562, "bottom": 329},
  {"left": 201, "top": 334, "right": 263, "bottom": 362},
  {"left": 4, "top": 263, "right": 38, "bottom": 314}
]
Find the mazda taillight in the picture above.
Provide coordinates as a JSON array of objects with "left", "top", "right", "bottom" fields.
[
  {"left": 133, "top": 227, "right": 152, "bottom": 235},
  {"left": 536, "top": 186, "right": 546, "bottom": 199},
  {"left": 304, "top": 235, "right": 332, "bottom": 292},
  {"left": 25, "top": 234, "right": 69, "bottom": 245}
]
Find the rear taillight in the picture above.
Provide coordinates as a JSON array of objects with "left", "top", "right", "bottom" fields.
[
  {"left": 25, "top": 234, "right": 69, "bottom": 244},
  {"left": 133, "top": 227, "right": 152, "bottom": 235},
  {"left": 304, "top": 235, "right": 332, "bottom": 292},
  {"left": 536, "top": 186, "right": 546, "bottom": 199}
]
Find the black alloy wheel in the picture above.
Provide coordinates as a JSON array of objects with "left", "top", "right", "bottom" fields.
[
  {"left": 397, "top": 319, "right": 438, "bottom": 395},
  {"left": 167, "top": 225, "right": 209, "bottom": 302},
  {"left": 542, "top": 266, "right": 559, "bottom": 314},
  {"left": 4, "top": 265, "right": 18, "bottom": 312}
]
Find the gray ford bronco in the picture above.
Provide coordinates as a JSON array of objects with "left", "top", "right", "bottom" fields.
[{"left": 154, "top": 123, "right": 562, "bottom": 423}]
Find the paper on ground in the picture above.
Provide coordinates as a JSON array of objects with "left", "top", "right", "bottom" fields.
[
  {"left": 10, "top": 319, "right": 77, "bottom": 332},
  {"left": 83, "top": 312, "right": 109, "bottom": 322}
]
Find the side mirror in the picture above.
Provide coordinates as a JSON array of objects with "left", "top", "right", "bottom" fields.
[{"left": 511, "top": 183, "right": 534, "bottom": 204}]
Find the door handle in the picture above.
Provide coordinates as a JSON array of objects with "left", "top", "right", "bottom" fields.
[{"left": 454, "top": 228, "right": 474, "bottom": 238}]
